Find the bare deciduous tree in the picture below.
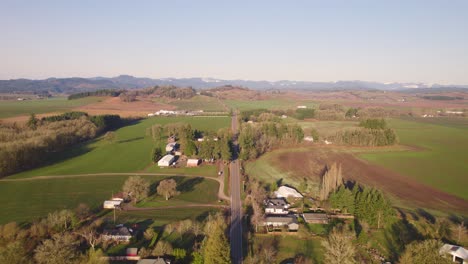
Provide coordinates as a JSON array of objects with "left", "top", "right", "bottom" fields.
[
  {"left": 157, "top": 179, "right": 180, "bottom": 200},
  {"left": 122, "top": 176, "right": 150, "bottom": 203}
]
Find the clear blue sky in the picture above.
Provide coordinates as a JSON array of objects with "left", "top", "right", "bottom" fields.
[{"left": 1, "top": 0, "right": 467, "bottom": 84}]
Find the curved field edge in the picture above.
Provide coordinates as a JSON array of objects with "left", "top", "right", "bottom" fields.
[
  {"left": 0, "top": 174, "right": 219, "bottom": 224},
  {"left": 358, "top": 118, "right": 468, "bottom": 200},
  {"left": 7, "top": 116, "right": 231, "bottom": 179}
]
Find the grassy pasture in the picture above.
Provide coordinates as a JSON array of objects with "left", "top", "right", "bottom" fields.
[
  {"left": 9, "top": 116, "right": 230, "bottom": 179},
  {"left": 168, "top": 95, "right": 225, "bottom": 112},
  {"left": 252, "top": 235, "right": 324, "bottom": 263},
  {"left": 296, "top": 120, "right": 359, "bottom": 138},
  {"left": 0, "top": 97, "right": 103, "bottom": 118},
  {"left": 0, "top": 175, "right": 219, "bottom": 224},
  {"left": 224, "top": 99, "right": 316, "bottom": 111},
  {"left": 360, "top": 118, "right": 468, "bottom": 200}
]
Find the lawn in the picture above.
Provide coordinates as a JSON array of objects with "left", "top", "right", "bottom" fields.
[
  {"left": 0, "top": 97, "right": 103, "bottom": 118},
  {"left": 360, "top": 118, "right": 468, "bottom": 200},
  {"left": 224, "top": 99, "right": 316, "bottom": 111},
  {"left": 0, "top": 175, "right": 219, "bottom": 224},
  {"left": 252, "top": 234, "right": 324, "bottom": 263},
  {"left": 168, "top": 95, "right": 226, "bottom": 112},
  {"left": 113, "top": 208, "right": 219, "bottom": 227},
  {"left": 144, "top": 163, "right": 218, "bottom": 177},
  {"left": 9, "top": 116, "right": 230, "bottom": 178}
]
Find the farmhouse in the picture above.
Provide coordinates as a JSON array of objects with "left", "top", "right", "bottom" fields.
[
  {"left": 440, "top": 244, "right": 468, "bottom": 264},
  {"left": 262, "top": 216, "right": 299, "bottom": 231},
  {"left": 274, "top": 186, "right": 303, "bottom": 199},
  {"left": 102, "top": 226, "right": 133, "bottom": 242},
  {"left": 158, "top": 155, "right": 175, "bottom": 167},
  {"left": 187, "top": 158, "right": 201, "bottom": 167},
  {"left": 264, "top": 198, "right": 290, "bottom": 215},
  {"left": 302, "top": 213, "right": 329, "bottom": 224},
  {"left": 165, "top": 142, "right": 177, "bottom": 153}
]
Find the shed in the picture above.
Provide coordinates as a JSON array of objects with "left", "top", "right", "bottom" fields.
[
  {"left": 165, "top": 143, "right": 177, "bottom": 152},
  {"left": 440, "top": 244, "right": 468, "bottom": 264},
  {"left": 274, "top": 186, "right": 303, "bottom": 199},
  {"left": 302, "top": 213, "right": 329, "bottom": 224},
  {"left": 297, "top": 105, "right": 307, "bottom": 109},
  {"left": 103, "top": 200, "right": 122, "bottom": 209},
  {"left": 158, "top": 155, "right": 175, "bottom": 167},
  {"left": 187, "top": 159, "right": 201, "bottom": 167},
  {"left": 102, "top": 226, "right": 133, "bottom": 242},
  {"left": 262, "top": 216, "right": 299, "bottom": 231}
]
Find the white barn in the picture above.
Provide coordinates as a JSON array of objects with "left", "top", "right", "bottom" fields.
[
  {"left": 440, "top": 244, "right": 468, "bottom": 264},
  {"left": 103, "top": 200, "right": 122, "bottom": 209},
  {"left": 187, "top": 159, "right": 201, "bottom": 167},
  {"left": 158, "top": 155, "right": 175, "bottom": 167},
  {"left": 274, "top": 186, "right": 303, "bottom": 199}
]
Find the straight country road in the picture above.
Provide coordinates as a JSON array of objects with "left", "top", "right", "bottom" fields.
[{"left": 230, "top": 112, "right": 243, "bottom": 263}]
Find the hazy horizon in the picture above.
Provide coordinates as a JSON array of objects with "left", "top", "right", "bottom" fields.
[{"left": 1, "top": 0, "right": 468, "bottom": 84}]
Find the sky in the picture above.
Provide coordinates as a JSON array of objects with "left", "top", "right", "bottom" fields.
[{"left": 1, "top": 0, "right": 467, "bottom": 84}]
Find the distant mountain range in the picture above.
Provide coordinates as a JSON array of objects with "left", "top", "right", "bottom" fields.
[{"left": 1, "top": 75, "right": 467, "bottom": 94}]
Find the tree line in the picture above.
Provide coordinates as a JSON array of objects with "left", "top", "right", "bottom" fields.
[
  {"left": 67, "top": 89, "right": 123, "bottom": 100},
  {"left": 238, "top": 122, "right": 304, "bottom": 160},
  {"left": 0, "top": 113, "right": 123, "bottom": 177}
]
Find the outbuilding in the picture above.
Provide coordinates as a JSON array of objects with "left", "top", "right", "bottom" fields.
[
  {"left": 302, "top": 213, "right": 329, "bottom": 224},
  {"left": 187, "top": 159, "right": 201, "bottom": 167},
  {"left": 165, "top": 143, "right": 177, "bottom": 153},
  {"left": 103, "top": 200, "right": 122, "bottom": 209},
  {"left": 158, "top": 155, "right": 175, "bottom": 167},
  {"left": 440, "top": 244, "right": 468, "bottom": 263},
  {"left": 262, "top": 216, "right": 299, "bottom": 231},
  {"left": 102, "top": 226, "right": 133, "bottom": 242},
  {"left": 304, "top": 136, "right": 314, "bottom": 142}
]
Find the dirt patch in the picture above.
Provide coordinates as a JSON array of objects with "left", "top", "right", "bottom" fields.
[{"left": 271, "top": 147, "right": 468, "bottom": 213}]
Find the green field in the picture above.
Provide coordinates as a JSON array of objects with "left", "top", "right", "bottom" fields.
[
  {"left": 169, "top": 95, "right": 226, "bottom": 112},
  {"left": 296, "top": 120, "right": 359, "bottom": 138},
  {"left": 0, "top": 97, "right": 102, "bottom": 118},
  {"left": 252, "top": 235, "right": 324, "bottom": 263},
  {"left": 10, "top": 116, "right": 230, "bottom": 178},
  {"left": 360, "top": 118, "right": 468, "bottom": 200},
  {"left": 0, "top": 175, "right": 219, "bottom": 224},
  {"left": 225, "top": 99, "right": 316, "bottom": 111}
]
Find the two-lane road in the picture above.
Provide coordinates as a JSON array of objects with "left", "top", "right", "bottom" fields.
[{"left": 230, "top": 112, "right": 243, "bottom": 263}]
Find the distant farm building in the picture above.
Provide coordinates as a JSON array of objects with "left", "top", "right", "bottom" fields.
[
  {"left": 440, "top": 244, "right": 468, "bottom": 264},
  {"left": 297, "top": 105, "right": 307, "bottom": 109},
  {"left": 264, "top": 198, "right": 290, "bottom": 215},
  {"left": 302, "top": 213, "right": 329, "bottom": 224},
  {"left": 158, "top": 154, "right": 175, "bottom": 167},
  {"left": 165, "top": 142, "right": 177, "bottom": 153},
  {"left": 304, "top": 136, "right": 314, "bottom": 142},
  {"left": 102, "top": 226, "right": 133, "bottom": 242},
  {"left": 103, "top": 200, "right": 123, "bottom": 209},
  {"left": 274, "top": 186, "right": 303, "bottom": 199},
  {"left": 324, "top": 140, "right": 332, "bottom": 145},
  {"left": 262, "top": 216, "right": 299, "bottom": 231},
  {"left": 187, "top": 159, "right": 201, "bottom": 167},
  {"left": 281, "top": 115, "right": 287, "bottom": 119}
]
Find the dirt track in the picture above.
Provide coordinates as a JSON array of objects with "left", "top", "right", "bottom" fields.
[{"left": 273, "top": 148, "right": 468, "bottom": 214}]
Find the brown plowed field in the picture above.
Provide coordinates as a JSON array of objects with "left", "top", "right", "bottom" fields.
[{"left": 272, "top": 147, "right": 468, "bottom": 214}]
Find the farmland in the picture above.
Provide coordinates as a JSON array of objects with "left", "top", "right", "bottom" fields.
[
  {"left": 0, "top": 97, "right": 102, "bottom": 118},
  {"left": 9, "top": 116, "right": 230, "bottom": 179},
  {"left": 0, "top": 175, "right": 219, "bottom": 224},
  {"left": 225, "top": 99, "right": 316, "bottom": 110},
  {"left": 246, "top": 117, "right": 468, "bottom": 213},
  {"left": 166, "top": 95, "right": 226, "bottom": 112},
  {"left": 360, "top": 118, "right": 468, "bottom": 200}
]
